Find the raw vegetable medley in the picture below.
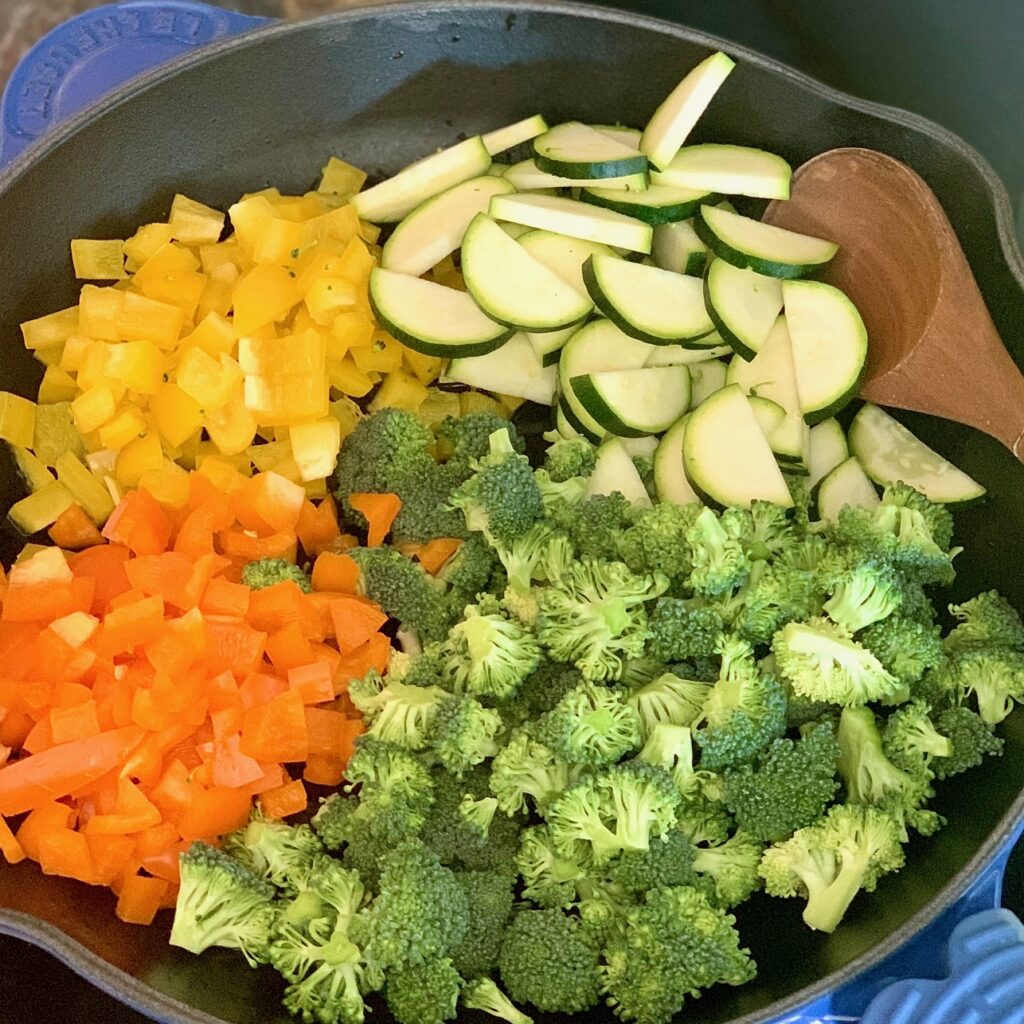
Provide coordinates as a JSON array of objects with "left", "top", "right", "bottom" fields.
[{"left": 0, "top": 47, "right": 1017, "bottom": 1024}]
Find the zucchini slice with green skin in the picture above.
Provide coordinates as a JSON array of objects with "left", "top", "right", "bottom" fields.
[
  {"left": 353, "top": 136, "right": 491, "bottom": 223},
  {"left": 527, "top": 324, "right": 579, "bottom": 367},
  {"left": 652, "top": 219, "right": 708, "bottom": 276},
  {"left": 571, "top": 365, "right": 691, "bottom": 437},
  {"left": 381, "top": 175, "right": 515, "bottom": 277},
  {"left": 704, "top": 258, "right": 784, "bottom": 360},
  {"left": 460, "top": 214, "right": 593, "bottom": 332},
  {"left": 848, "top": 404, "right": 987, "bottom": 505},
  {"left": 586, "top": 437, "right": 653, "bottom": 507},
  {"left": 783, "top": 279, "right": 867, "bottom": 424},
  {"left": 655, "top": 415, "right": 702, "bottom": 505},
  {"left": 534, "top": 121, "right": 648, "bottom": 180},
  {"left": 725, "top": 316, "right": 806, "bottom": 466},
  {"left": 683, "top": 384, "right": 794, "bottom": 508},
  {"left": 9, "top": 445, "right": 55, "bottom": 492},
  {"left": 582, "top": 254, "right": 714, "bottom": 345},
  {"left": 646, "top": 339, "right": 731, "bottom": 366},
  {"left": 369, "top": 267, "right": 513, "bottom": 357},
  {"left": 518, "top": 230, "right": 619, "bottom": 296},
  {"left": 592, "top": 125, "right": 643, "bottom": 149},
  {"left": 688, "top": 358, "right": 729, "bottom": 408},
  {"left": 580, "top": 183, "right": 716, "bottom": 225},
  {"left": 694, "top": 205, "right": 839, "bottom": 279},
  {"left": 641, "top": 51, "right": 736, "bottom": 171},
  {"left": 807, "top": 418, "right": 849, "bottom": 490},
  {"left": 558, "top": 396, "right": 601, "bottom": 443},
  {"left": 747, "top": 395, "right": 787, "bottom": 439},
  {"left": 501, "top": 222, "right": 533, "bottom": 239},
  {"left": 556, "top": 403, "right": 584, "bottom": 440},
  {"left": 620, "top": 435, "right": 659, "bottom": 460},
  {"left": 483, "top": 114, "right": 549, "bottom": 155},
  {"left": 8, "top": 480, "right": 75, "bottom": 536},
  {"left": 558, "top": 319, "right": 656, "bottom": 440},
  {"left": 817, "top": 456, "right": 880, "bottom": 523},
  {"left": 504, "top": 159, "right": 648, "bottom": 193},
  {"left": 490, "top": 193, "right": 653, "bottom": 253},
  {"left": 651, "top": 144, "right": 792, "bottom": 200},
  {"left": 447, "top": 333, "right": 558, "bottom": 406}
]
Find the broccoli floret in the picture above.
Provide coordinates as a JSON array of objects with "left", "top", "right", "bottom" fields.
[
  {"left": 542, "top": 431, "right": 597, "bottom": 482},
  {"left": 899, "top": 579, "right": 937, "bottom": 624},
  {"left": 385, "top": 959, "right": 462, "bottom": 1024},
  {"left": 537, "top": 558, "right": 668, "bottom": 682},
  {"left": 308, "top": 800, "right": 390, "bottom": 891},
  {"left": 617, "top": 502, "right": 702, "bottom": 581},
  {"left": 773, "top": 617, "right": 902, "bottom": 706},
  {"left": 428, "top": 694, "right": 504, "bottom": 775},
  {"left": 516, "top": 824, "right": 588, "bottom": 908},
  {"left": 449, "top": 428, "right": 544, "bottom": 545},
  {"left": 347, "top": 546, "right": 452, "bottom": 643},
  {"left": 535, "top": 682, "right": 641, "bottom": 767},
  {"left": 726, "top": 501, "right": 796, "bottom": 562},
  {"left": 435, "top": 532, "right": 500, "bottom": 600},
  {"left": 490, "top": 730, "right": 578, "bottom": 815},
  {"left": 627, "top": 672, "right": 713, "bottom": 738},
  {"left": 439, "top": 412, "right": 525, "bottom": 463},
  {"left": 687, "top": 507, "right": 752, "bottom": 597},
  {"left": 600, "top": 885, "right": 756, "bottom": 1024},
  {"left": 461, "top": 977, "right": 534, "bottom": 1024},
  {"left": 860, "top": 615, "right": 944, "bottom": 687},
  {"left": 441, "top": 601, "right": 542, "bottom": 699},
  {"left": 516, "top": 660, "right": 585, "bottom": 719},
  {"left": 552, "top": 492, "right": 634, "bottom": 559},
  {"left": 169, "top": 842, "right": 276, "bottom": 965},
  {"left": 349, "top": 673, "right": 447, "bottom": 749},
  {"left": 360, "top": 838, "right": 469, "bottom": 969},
  {"left": 388, "top": 645, "right": 447, "bottom": 689},
  {"left": 607, "top": 826, "right": 700, "bottom": 896},
  {"left": 498, "top": 908, "right": 602, "bottom": 1014},
  {"left": 722, "top": 721, "right": 840, "bottom": 842},
  {"left": 493, "top": 521, "right": 575, "bottom": 625},
  {"left": 822, "top": 559, "right": 903, "bottom": 633},
  {"left": 932, "top": 706, "right": 1005, "bottom": 779},
  {"left": 546, "top": 762, "right": 681, "bottom": 865},
  {"left": 242, "top": 557, "right": 312, "bottom": 593},
  {"left": 647, "top": 597, "right": 724, "bottom": 662},
  {"left": 693, "top": 636, "right": 787, "bottom": 772},
  {"left": 675, "top": 790, "right": 735, "bottom": 849},
  {"left": 223, "top": 809, "right": 323, "bottom": 893},
  {"left": 946, "top": 647, "right": 1024, "bottom": 724},
  {"left": 450, "top": 869, "right": 516, "bottom": 979},
  {"left": 692, "top": 829, "right": 765, "bottom": 908},
  {"left": 759, "top": 803, "right": 905, "bottom": 933},
  {"left": 636, "top": 722, "right": 720, "bottom": 803},
  {"left": 882, "top": 699, "right": 952, "bottom": 774},
  {"left": 944, "top": 590, "right": 1024, "bottom": 656},
  {"left": 884, "top": 481, "right": 955, "bottom": 549}
]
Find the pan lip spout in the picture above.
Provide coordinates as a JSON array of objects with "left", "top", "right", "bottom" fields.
[{"left": 0, "top": 3, "right": 1022, "bottom": 1022}]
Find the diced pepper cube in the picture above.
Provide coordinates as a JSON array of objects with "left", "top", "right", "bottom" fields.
[
  {"left": 179, "top": 312, "right": 235, "bottom": 357},
  {"left": 294, "top": 237, "right": 347, "bottom": 295},
  {"left": 238, "top": 329, "right": 325, "bottom": 378},
  {"left": 104, "top": 340, "right": 166, "bottom": 394},
  {"left": 118, "top": 290, "right": 185, "bottom": 347},
  {"left": 7, "top": 481, "right": 75, "bottom": 535},
  {"left": 71, "top": 239, "right": 126, "bottom": 280},
  {"left": 168, "top": 194, "right": 226, "bottom": 245},
  {"left": 318, "top": 158, "right": 367, "bottom": 200},
  {"left": 138, "top": 458, "right": 191, "bottom": 509},
  {"left": 150, "top": 383, "right": 203, "bottom": 448},
  {"left": 402, "top": 345, "right": 445, "bottom": 385},
  {"left": 289, "top": 417, "right": 342, "bottom": 482},
  {"left": 0, "top": 392, "right": 37, "bottom": 447},
  {"left": 78, "top": 285, "right": 125, "bottom": 340},
  {"left": 55, "top": 451, "right": 116, "bottom": 524},
  {"left": 328, "top": 397, "right": 364, "bottom": 439},
  {"left": 252, "top": 218, "right": 307, "bottom": 266},
  {"left": 71, "top": 385, "right": 117, "bottom": 434},
  {"left": 305, "top": 205, "right": 361, "bottom": 248},
  {"left": 227, "top": 195, "right": 276, "bottom": 255},
  {"left": 115, "top": 432, "right": 164, "bottom": 489},
  {"left": 244, "top": 372, "right": 329, "bottom": 427},
  {"left": 32, "top": 345, "right": 64, "bottom": 368},
  {"left": 58, "top": 335, "right": 91, "bottom": 373},
  {"left": 328, "top": 311, "right": 375, "bottom": 360},
  {"left": 176, "top": 348, "right": 243, "bottom": 412},
  {"left": 204, "top": 391, "right": 258, "bottom": 455},
  {"left": 132, "top": 243, "right": 207, "bottom": 316},
  {"left": 327, "top": 357, "right": 374, "bottom": 398},
  {"left": 37, "top": 366, "right": 77, "bottom": 405},
  {"left": 233, "top": 264, "right": 301, "bottom": 334},
  {"left": 305, "top": 278, "right": 359, "bottom": 325},
  {"left": 10, "top": 445, "right": 55, "bottom": 491},
  {"left": 369, "top": 367, "right": 428, "bottom": 414},
  {"left": 20, "top": 306, "right": 79, "bottom": 351},
  {"left": 123, "top": 223, "right": 174, "bottom": 272},
  {"left": 351, "top": 331, "right": 403, "bottom": 374}
]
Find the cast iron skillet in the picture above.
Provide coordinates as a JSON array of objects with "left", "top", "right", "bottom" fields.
[{"left": 1, "top": 3, "right": 1023, "bottom": 1023}]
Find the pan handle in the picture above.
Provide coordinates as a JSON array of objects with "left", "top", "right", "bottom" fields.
[{"left": 0, "top": 1, "right": 269, "bottom": 170}]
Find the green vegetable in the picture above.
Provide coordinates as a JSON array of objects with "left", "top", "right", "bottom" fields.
[
  {"left": 385, "top": 958, "right": 462, "bottom": 1024},
  {"left": 241, "top": 557, "right": 312, "bottom": 593},
  {"left": 460, "top": 978, "right": 533, "bottom": 1024}
]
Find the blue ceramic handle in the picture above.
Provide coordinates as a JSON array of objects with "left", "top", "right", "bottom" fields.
[{"left": 0, "top": 0, "right": 269, "bottom": 169}]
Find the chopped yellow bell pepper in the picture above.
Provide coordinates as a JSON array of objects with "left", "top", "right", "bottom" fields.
[
  {"left": 97, "top": 406, "right": 148, "bottom": 450},
  {"left": 38, "top": 366, "right": 78, "bottom": 405},
  {"left": 204, "top": 390, "right": 258, "bottom": 455},
  {"left": 71, "top": 239, "right": 126, "bottom": 280},
  {"left": 150, "top": 382, "right": 203, "bottom": 448},
  {"left": 104, "top": 340, "right": 166, "bottom": 395},
  {"left": 402, "top": 346, "right": 446, "bottom": 386},
  {"left": 252, "top": 218, "right": 308, "bottom": 266},
  {"left": 244, "top": 371, "right": 329, "bottom": 426},
  {"left": 369, "top": 368, "right": 429, "bottom": 414},
  {"left": 305, "top": 278, "right": 359, "bottom": 325},
  {"left": 176, "top": 348, "right": 243, "bottom": 412},
  {"left": 352, "top": 332, "right": 403, "bottom": 375},
  {"left": 58, "top": 335, "right": 91, "bottom": 373},
  {"left": 180, "top": 312, "right": 236, "bottom": 358},
  {"left": 0, "top": 392, "right": 37, "bottom": 447},
  {"left": 289, "top": 417, "right": 342, "bottom": 482},
  {"left": 123, "top": 223, "right": 174, "bottom": 272},
  {"left": 318, "top": 157, "right": 367, "bottom": 200},
  {"left": 327, "top": 357, "right": 374, "bottom": 398},
  {"left": 132, "top": 243, "right": 207, "bottom": 315},
  {"left": 233, "top": 264, "right": 302, "bottom": 334},
  {"left": 55, "top": 451, "right": 116, "bottom": 524},
  {"left": 20, "top": 306, "right": 79, "bottom": 351},
  {"left": 238, "top": 329, "right": 325, "bottom": 378},
  {"left": 71, "top": 385, "right": 117, "bottom": 435},
  {"left": 115, "top": 431, "right": 164, "bottom": 488},
  {"left": 169, "top": 194, "right": 226, "bottom": 246},
  {"left": 138, "top": 458, "right": 191, "bottom": 509}
]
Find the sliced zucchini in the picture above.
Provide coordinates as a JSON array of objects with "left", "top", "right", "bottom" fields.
[
  {"left": 748, "top": 395, "right": 787, "bottom": 439},
  {"left": 817, "top": 456, "right": 880, "bottom": 523},
  {"left": 651, "top": 144, "right": 791, "bottom": 200},
  {"left": 556, "top": 403, "right": 584, "bottom": 440},
  {"left": 655, "top": 416, "right": 702, "bottom": 505},
  {"left": 381, "top": 175, "right": 515, "bottom": 277},
  {"left": 581, "top": 183, "right": 715, "bottom": 225},
  {"left": 571, "top": 365, "right": 691, "bottom": 437},
  {"left": 695, "top": 205, "right": 839, "bottom": 279},
  {"left": 534, "top": 121, "right": 648, "bottom": 179},
  {"left": 688, "top": 359, "right": 729, "bottom": 408},
  {"left": 8, "top": 480, "right": 75, "bottom": 535},
  {"left": 501, "top": 222, "right": 533, "bottom": 239},
  {"left": 503, "top": 159, "right": 648, "bottom": 193},
  {"left": 683, "top": 384, "right": 793, "bottom": 508},
  {"left": 353, "top": 136, "right": 491, "bottom": 223},
  {"left": 620, "top": 435, "right": 659, "bottom": 460},
  {"left": 483, "top": 114, "right": 549, "bottom": 156},
  {"left": 703, "top": 259, "right": 784, "bottom": 360},
  {"left": 582, "top": 254, "right": 713, "bottom": 345},
  {"left": 783, "top": 280, "right": 867, "bottom": 423},
  {"left": 10, "top": 444, "right": 55, "bottom": 492},
  {"left": 527, "top": 325, "right": 579, "bottom": 367},
  {"left": 640, "top": 51, "right": 736, "bottom": 170},
  {"left": 725, "top": 316, "right": 806, "bottom": 466},
  {"left": 592, "top": 125, "right": 643, "bottom": 149},
  {"left": 848, "top": 404, "right": 986, "bottom": 505},
  {"left": 447, "top": 333, "right": 557, "bottom": 406},
  {"left": 652, "top": 219, "right": 708, "bottom": 276},
  {"left": 489, "top": 193, "right": 653, "bottom": 253},
  {"left": 558, "top": 319, "right": 656, "bottom": 441},
  {"left": 369, "top": 267, "right": 513, "bottom": 357},
  {"left": 460, "top": 214, "right": 593, "bottom": 332},
  {"left": 489, "top": 162, "right": 510, "bottom": 177},
  {"left": 586, "top": 437, "right": 653, "bottom": 508},
  {"left": 518, "top": 230, "right": 619, "bottom": 296},
  {"left": 807, "top": 418, "right": 849, "bottom": 490},
  {"left": 645, "top": 341, "right": 731, "bottom": 366},
  {"left": 54, "top": 451, "right": 115, "bottom": 524}
]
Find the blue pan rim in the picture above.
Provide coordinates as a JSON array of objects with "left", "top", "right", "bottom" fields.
[{"left": 1, "top": 3, "right": 1022, "bottom": 1022}]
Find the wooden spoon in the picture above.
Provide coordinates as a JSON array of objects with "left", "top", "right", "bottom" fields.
[{"left": 762, "top": 147, "right": 1024, "bottom": 460}]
